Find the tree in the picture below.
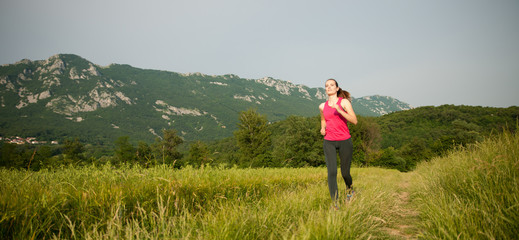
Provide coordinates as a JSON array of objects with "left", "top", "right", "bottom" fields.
[
  {"left": 188, "top": 141, "right": 210, "bottom": 167},
  {"left": 63, "top": 138, "right": 84, "bottom": 162},
  {"left": 398, "top": 137, "right": 433, "bottom": 170},
  {"left": 153, "top": 129, "right": 183, "bottom": 166},
  {"left": 349, "top": 116, "right": 382, "bottom": 166},
  {"left": 207, "top": 136, "right": 240, "bottom": 167},
  {"left": 136, "top": 141, "right": 153, "bottom": 166},
  {"left": 373, "top": 147, "right": 406, "bottom": 172},
  {"left": 30, "top": 145, "right": 53, "bottom": 170},
  {"left": 272, "top": 115, "right": 322, "bottom": 167},
  {"left": 114, "top": 136, "right": 136, "bottom": 164},
  {"left": 0, "top": 143, "right": 21, "bottom": 168},
  {"left": 234, "top": 108, "right": 272, "bottom": 167}
]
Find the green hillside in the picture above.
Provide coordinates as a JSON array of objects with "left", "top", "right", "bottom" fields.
[
  {"left": 203, "top": 104, "right": 519, "bottom": 171},
  {"left": 376, "top": 104, "right": 519, "bottom": 149}
]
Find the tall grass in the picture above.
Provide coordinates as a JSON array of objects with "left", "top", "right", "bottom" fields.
[
  {"left": 411, "top": 130, "right": 519, "bottom": 239},
  {"left": 3, "top": 132, "right": 516, "bottom": 239},
  {"left": 0, "top": 164, "right": 404, "bottom": 239}
]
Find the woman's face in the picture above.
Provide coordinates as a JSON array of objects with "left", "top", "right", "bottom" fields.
[{"left": 325, "top": 80, "right": 338, "bottom": 96}]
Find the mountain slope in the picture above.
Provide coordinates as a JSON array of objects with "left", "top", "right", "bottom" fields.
[
  {"left": 0, "top": 54, "right": 410, "bottom": 144},
  {"left": 353, "top": 95, "right": 412, "bottom": 116}
]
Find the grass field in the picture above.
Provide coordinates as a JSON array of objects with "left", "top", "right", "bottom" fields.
[
  {"left": 411, "top": 130, "right": 519, "bottom": 239},
  {"left": 1, "top": 131, "right": 517, "bottom": 239}
]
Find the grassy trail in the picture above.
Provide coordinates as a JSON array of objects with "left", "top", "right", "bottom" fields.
[
  {"left": 378, "top": 130, "right": 519, "bottom": 239},
  {"left": 382, "top": 173, "right": 420, "bottom": 239}
]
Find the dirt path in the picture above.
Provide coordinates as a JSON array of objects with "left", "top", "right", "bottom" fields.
[{"left": 384, "top": 174, "right": 421, "bottom": 239}]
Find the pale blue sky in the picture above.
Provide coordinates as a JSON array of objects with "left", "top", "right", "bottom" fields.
[{"left": 1, "top": 0, "right": 518, "bottom": 107}]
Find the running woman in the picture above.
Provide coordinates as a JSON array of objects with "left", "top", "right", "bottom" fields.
[{"left": 319, "top": 78, "right": 358, "bottom": 206}]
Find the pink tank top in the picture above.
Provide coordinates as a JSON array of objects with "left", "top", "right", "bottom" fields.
[{"left": 323, "top": 97, "right": 351, "bottom": 141}]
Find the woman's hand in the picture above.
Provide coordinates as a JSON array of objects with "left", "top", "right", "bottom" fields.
[
  {"left": 331, "top": 103, "right": 343, "bottom": 113},
  {"left": 319, "top": 103, "right": 327, "bottom": 136},
  {"left": 334, "top": 104, "right": 342, "bottom": 112}
]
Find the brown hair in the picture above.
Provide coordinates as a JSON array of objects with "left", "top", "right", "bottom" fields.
[{"left": 327, "top": 79, "right": 351, "bottom": 101}]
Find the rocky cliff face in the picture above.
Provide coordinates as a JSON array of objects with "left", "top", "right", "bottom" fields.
[
  {"left": 2, "top": 55, "right": 134, "bottom": 117},
  {"left": 354, "top": 95, "right": 412, "bottom": 116}
]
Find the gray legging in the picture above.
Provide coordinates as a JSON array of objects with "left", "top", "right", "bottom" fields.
[{"left": 323, "top": 138, "right": 353, "bottom": 201}]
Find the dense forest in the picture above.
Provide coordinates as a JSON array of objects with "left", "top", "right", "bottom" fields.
[{"left": 1, "top": 105, "right": 518, "bottom": 172}]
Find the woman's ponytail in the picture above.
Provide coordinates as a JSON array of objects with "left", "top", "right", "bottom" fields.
[
  {"left": 327, "top": 78, "right": 351, "bottom": 101},
  {"left": 337, "top": 88, "right": 351, "bottom": 102}
]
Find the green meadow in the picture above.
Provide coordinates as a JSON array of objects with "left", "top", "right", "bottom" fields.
[{"left": 1, "top": 131, "right": 518, "bottom": 239}]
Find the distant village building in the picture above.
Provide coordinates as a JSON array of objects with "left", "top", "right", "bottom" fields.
[{"left": 1, "top": 136, "right": 59, "bottom": 145}]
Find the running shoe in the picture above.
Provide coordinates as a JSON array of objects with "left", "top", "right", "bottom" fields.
[{"left": 346, "top": 188, "right": 355, "bottom": 201}]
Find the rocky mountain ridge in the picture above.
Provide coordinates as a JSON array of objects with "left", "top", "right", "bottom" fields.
[{"left": 0, "top": 54, "right": 411, "bottom": 144}]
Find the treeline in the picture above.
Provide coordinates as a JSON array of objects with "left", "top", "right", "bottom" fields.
[
  {"left": 373, "top": 105, "right": 519, "bottom": 170},
  {"left": 0, "top": 130, "right": 183, "bottom": 171},
  {"left": 1, "top": 105, "right": 518, "bottom": 171}
]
